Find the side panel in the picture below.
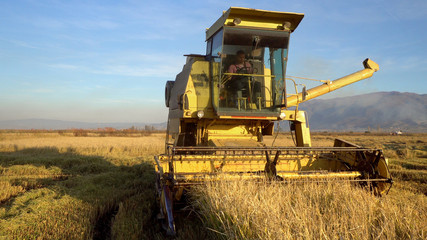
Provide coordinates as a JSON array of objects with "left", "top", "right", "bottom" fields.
[
  {"left": 169, "top": 59, "right": 193, "bottom": 110},
  {"left": 292, "top": 111, "right": 311, "bottom": 147},
  {"left": 185, "top": 60, "right": 214, "bottom": 118}
]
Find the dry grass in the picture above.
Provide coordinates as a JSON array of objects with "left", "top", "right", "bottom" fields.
[
  {"left": 0, "top": 132, "right": 164, "bottom": 159},
  {"left": 0, "top": 132, "right": 162, "bottom": 239},
  {"left": 191, "top": 179, "right": 426, "bottom": 240},
  {"left": 0, "top": 131, "right": 426, "bottom": 239}
]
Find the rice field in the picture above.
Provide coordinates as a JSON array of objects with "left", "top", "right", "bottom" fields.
[
  {"left": 0, "top": 132, "right": 163, "bottom": 239},
  {"left": 0, "top": 131, "right": 426, "bottom": 239}
]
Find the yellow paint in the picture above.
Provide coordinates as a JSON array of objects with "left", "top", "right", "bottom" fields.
[
  {"left": 157, "top": 154, "right": 362, "bottom": 181},
  {"left": 206, "top": 7, "right": 304, "bottom": 40},
  {"left": 157, "top": 8, "right": 391, "bottom": 198}
]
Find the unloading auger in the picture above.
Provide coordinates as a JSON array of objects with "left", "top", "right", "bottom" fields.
[{"left": 154, "top": 7, "right": 392, "bottom": 235}]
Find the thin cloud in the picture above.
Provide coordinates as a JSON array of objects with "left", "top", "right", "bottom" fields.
[
  {"left": 68, "top": 19, "right": 120, "bottom": 30},
  {"left": 47, "top": 53, "right": 184, "bottom": 78},
  {"left": 31, "top": 17, "right": 119, "bottom": 30},
  {"left": 381, "top": 56, "right": 427, "bottom": 71},
  {"left": 48, "top": 64, "right": 79, "bottom": 70},
  {"left": 147, "top": 99, "right": 162, "bottom": 103},
  {"left": 318, "top": 0, "right": 427, "bottom": 24},
  {"left": 31, "top": 17, "right": 65, "bottom": 29},
  {"left": 125, "top": 33, "right": 171, "bottom": 41},
  {"left": 2, "top": 39, "right": 39, "bottom": 49},
  {"left": 382, "top": 0, "right": 427, "bottom": 21},
  {"left": 90, "top": 64, "right": 180, "bottom": 78},
  {"left": 93, "top": 98, "right": 133, "bottom": 104},
  {"left": 29, "top": 88, "right": 55, "bottom": 93}
]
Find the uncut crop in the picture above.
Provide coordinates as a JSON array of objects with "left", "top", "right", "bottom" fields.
[
  {"left": 190, "top": 133, "right": 427, "bottom": 240},
  {"left": 191, "top": 179, "right": 426, "bottom": 240}
]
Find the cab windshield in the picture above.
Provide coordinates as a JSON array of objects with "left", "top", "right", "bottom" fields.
[{"left": 212, "top": 27, "right": 290, "bottom": 116}]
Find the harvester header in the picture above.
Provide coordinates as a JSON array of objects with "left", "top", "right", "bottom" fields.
[{"left": 155, "top": 7, "right": 392, "bottom": 236}]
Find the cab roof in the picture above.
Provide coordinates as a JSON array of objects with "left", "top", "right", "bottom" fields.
[{"left": 206, "top": 7, "right": 304, "bottom": 41}]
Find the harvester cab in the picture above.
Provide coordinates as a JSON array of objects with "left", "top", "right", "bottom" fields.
[
  {"left": 156, "top": 7, "right": 392, "bottom": 236},
  {"left": 164, "top": 8, "right": 307, "bottom": 149}
]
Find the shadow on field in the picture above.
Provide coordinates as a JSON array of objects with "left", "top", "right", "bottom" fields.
[
  {"left": 1, "top": 146, "right": 213, "bottom": 239},
  {"left": 0, "top": 147, "right": 163, "bottom": 239}
]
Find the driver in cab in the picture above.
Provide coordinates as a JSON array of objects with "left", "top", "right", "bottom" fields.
[
  {"left": 225, "top": 50, "right": 253, "bottom": 93},
  {"left": 227, "top": 50, "right": 252, "bottom": 74},
  {"left": 220, "top": 50, "right": 259, "bottom": 108}
]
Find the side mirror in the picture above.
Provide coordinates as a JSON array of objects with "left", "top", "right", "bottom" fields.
[{"left": 251, "top": 48, "right": 262, "bottom": 57}]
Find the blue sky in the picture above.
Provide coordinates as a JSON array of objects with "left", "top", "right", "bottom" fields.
[{"left": 0, "top": 0, "right": 426, "bottom": 123}]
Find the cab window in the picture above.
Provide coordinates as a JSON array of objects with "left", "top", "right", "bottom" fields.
[{"left": 212, "top": 27, "right": 290, "bottom": 116}]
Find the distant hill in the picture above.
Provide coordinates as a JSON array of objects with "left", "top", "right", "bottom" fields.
[
  {"left": 0, "top": 119, "right": 167, "bottom": 130},
  {"left": 1, "top": 92, "right": 425, "bottom": 132},
  {"left": 298, "top": 91, "right": 427, "bottom": 132}
]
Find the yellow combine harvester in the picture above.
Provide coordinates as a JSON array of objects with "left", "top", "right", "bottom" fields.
[{"left": 154, "top": 7, "right": 392, "bottom": 235}]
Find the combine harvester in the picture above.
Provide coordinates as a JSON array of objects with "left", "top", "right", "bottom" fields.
[{"left": 154, "top": 7, "right": 392, "bottom": 235}]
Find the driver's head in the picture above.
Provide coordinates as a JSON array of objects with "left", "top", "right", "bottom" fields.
[{"left": 236, "top": 50, "right": 245, "bottom": 64}]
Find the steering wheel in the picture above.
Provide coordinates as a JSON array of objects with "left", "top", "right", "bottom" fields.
[{"left": 236, "top": 61, "right": 252, "bottom": 74}]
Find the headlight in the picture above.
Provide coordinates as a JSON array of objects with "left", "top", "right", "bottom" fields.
[
  {"left": 279, "top": 112, "right": 286, "bottom": 120},
  {"left": 197, "top": 110, "right": 204, "bottom": 119}
]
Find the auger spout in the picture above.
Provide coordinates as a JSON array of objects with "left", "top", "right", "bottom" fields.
[{"left": 286, "top": 58, "right": 379, "bottom": 108}]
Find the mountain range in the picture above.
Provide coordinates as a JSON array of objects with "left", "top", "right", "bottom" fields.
[
  {"left": 0, "top": 119, "right": 166, "bottom": 131},
  {"left": 298, "top": 91, "right": 426, "bottom": 132},
  {"left": 0, "top": 92, "right": 425, "bottom": 132}
]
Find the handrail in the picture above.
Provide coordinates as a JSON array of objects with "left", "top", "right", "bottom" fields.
[{"left": 223, "top": 72, "right": 276, "bottom": 78}]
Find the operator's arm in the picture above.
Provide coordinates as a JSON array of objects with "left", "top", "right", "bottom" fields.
[{"left": 228, "top": 64, "right": 237, "bottom": 73}]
